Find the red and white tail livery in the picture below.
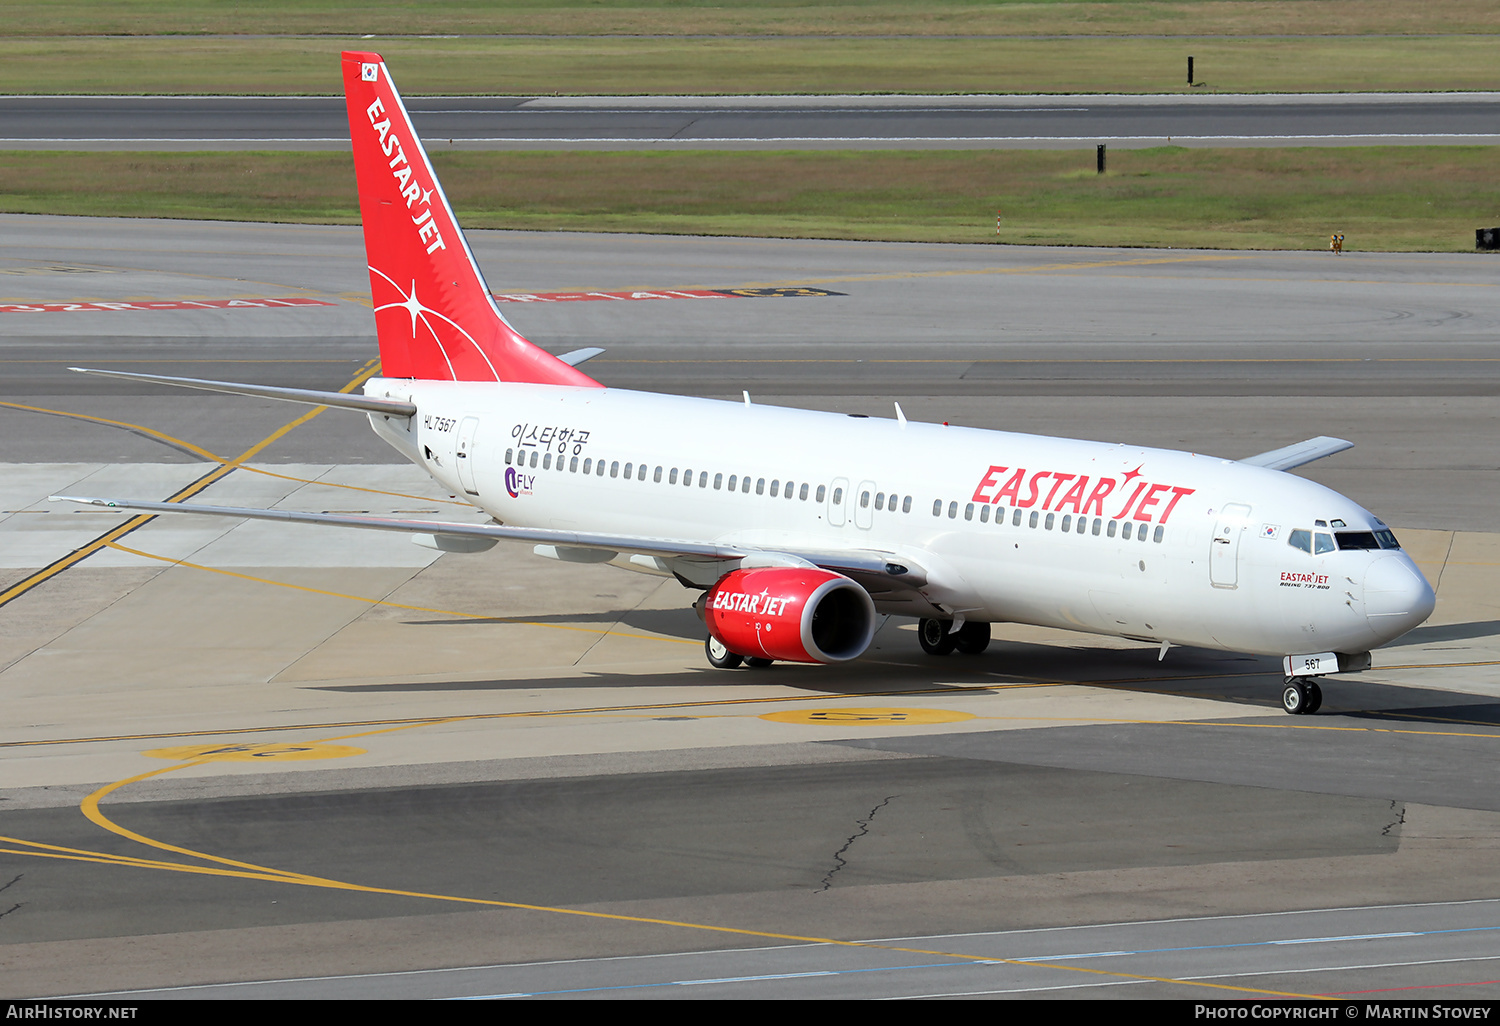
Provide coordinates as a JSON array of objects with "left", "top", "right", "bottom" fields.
[
  {"left": 59, "top": 52, "right": 1435, "bottom": 717},
  {"left": 343, "top": 52, "right": 599, "bottom": 387}
]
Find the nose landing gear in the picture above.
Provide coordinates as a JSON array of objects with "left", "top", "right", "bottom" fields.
[{"left": 1281, "top": 678, "right": 1323, "bottom": 715}]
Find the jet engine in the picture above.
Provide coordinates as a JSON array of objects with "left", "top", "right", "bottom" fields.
[{"left": 698, "top": 567, "right": 877, "bottom": 663}]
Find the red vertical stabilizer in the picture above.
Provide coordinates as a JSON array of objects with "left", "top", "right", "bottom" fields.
[{"left": 341, "top": 52, "right": 601, "bottom": 386}]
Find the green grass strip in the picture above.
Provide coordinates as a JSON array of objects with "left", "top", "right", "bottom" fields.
[
  {"left": 3, "top": 35, "right": 1500, "bottom": 95},
  {"left": 4, "top": 148, "right": 1498, "bottom": 252},
  {"left": 6, "top": 1, "right": 1499, "bottom": 39}
]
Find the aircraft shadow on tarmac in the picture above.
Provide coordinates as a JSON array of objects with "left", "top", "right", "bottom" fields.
[
  {"left": 401, "top": 605, "right": 704, "bottom": 639},
  {"left": 1397, "top": 618, "right": 1500, "bottom": 645},
  {"left": 308, "top": 620, "right": 1500, "bottom": 728}
]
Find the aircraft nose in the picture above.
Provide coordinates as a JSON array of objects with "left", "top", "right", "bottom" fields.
[{"left": 1364, "top": 555, "right": 1436, "bottom": 642}]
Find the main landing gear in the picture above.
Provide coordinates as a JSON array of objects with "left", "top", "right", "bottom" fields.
[
  {"left": 704, "top": 636, "right": 774, "bottom": 670},
  {"left": 705, "top": 635, "right": 742, "bottom": 669},
  {"left": 1281, "top": 678, "right": 1323, "bottom": 716},
  {"left": 918, "top": 618, "right": 990, "bottom": 656}
]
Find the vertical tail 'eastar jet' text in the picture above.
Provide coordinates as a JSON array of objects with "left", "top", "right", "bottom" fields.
[{"left": 58, "top": 52, "right": 1437, "bottom": 716}]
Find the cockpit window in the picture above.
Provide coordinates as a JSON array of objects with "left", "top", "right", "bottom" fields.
[
  {"left": 1314, "top": 533, "right": 1336, "bottom": 555},
  {"left": 1288, "top": 529, "right": 1312, "bottom": 554},
  {"left": 1335, "top": 530, "right": 1402, "bottom": 551}
]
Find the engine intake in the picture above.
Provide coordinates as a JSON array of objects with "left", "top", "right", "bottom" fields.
[{"left": 699, "top": 567, "right": 876, "bottom": 664}]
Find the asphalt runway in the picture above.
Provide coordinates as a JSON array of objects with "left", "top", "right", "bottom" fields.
[
  {"left": 4, "top": 93, "right": 1500, "bottom": 150},
  {"left": 2, "top": 216, "right": 1499, "bottom": 1000}
]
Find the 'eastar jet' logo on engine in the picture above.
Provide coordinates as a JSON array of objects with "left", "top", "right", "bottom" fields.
[
  {"left": 365, "top": 97, "right": 446, "bottom": 256},
  {"left": 707, "top": 588, "right": 791, "bottom": 618},
  {"left": 971, "top": 465, "right": 1195, "bottom": 524}
]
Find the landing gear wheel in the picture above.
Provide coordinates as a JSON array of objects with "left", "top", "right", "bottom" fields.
[
  {"left": 705, "top": 635, "right": 743, "bottom": 669},
  {"left": 954, "top": 621, "right": 991, "bottom": 655},
  {"left": 918, "top": 618, "right": 957, "bottom": 656},
  {"left": 745, "top": 656, "right": 774, "bottom": 669},
  {"left": 1302, "top": 679, "right": 1323, "bottom": 715},
  {"left": 1282, "top": 679, "right": 1312, "bottom": 715}
]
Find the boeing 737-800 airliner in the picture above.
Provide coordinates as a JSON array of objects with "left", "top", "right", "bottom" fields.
[{"left": 57, "top": 52, "right": 1436, "bottom": 716}]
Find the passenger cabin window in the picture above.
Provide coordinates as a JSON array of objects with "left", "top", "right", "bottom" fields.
[
  {"left": 932, "top": 499, "right": 942, "bottom": 517},
  {"left": 816, "top": 485, "right": 826, "bottom": 502},
  {"left": 654, "top": 465, "right": 662, "bottom": 483},
  {"left": 832, "top": 487, "right": 843, "bottom": 505},
  {"left": 902, "top": 496, "right": 911, "bottom": 513},
  {"left": 800, "top": 483, "right": 809, "bottom": 500}
]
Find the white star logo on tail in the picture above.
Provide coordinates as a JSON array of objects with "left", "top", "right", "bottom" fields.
[{"left": 368, "top": 265, "right": 500, "bottom": 381}]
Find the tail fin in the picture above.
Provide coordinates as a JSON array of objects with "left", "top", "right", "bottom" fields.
[{"left": 341, "top": 52, "right": 600, "bottom": 387}]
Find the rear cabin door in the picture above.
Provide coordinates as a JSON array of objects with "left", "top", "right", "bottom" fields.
[{"left": 456, "top": 416, "right": 480, "bottom": 495}]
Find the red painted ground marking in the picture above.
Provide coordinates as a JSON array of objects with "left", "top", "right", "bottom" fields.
[
  {"left": 0, "top": 298, "right": 337, "bottom": 314},
  {"left": 492, "top": 287, "right": 844, "bottom": 303}
]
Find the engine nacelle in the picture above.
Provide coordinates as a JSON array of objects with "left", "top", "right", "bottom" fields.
[{"left": 699, "top": 567, "right": 877, "bottom": 664}]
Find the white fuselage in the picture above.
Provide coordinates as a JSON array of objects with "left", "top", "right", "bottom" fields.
[{"left": 365, "top": 378, "right": 1435, "bottom": 659}]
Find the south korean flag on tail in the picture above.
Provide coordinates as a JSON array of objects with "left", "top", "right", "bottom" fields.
[{"left": 361, "top": 62, "right": 379, "bottom": 82}]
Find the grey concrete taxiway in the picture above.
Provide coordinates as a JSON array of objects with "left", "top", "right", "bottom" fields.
[
  {"left": 4, "top": 92, "right": 1500, "bottom": 150},
  {"left": 2, "top": 215, "right": 1499, "bottom": 999}
]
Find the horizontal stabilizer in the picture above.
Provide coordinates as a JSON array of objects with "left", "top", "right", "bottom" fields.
[
  {"left": 557, "top": 347, "right": 605, "bottom": 367},
  {"left": 1240, "top": 436, "right": 1353, "bottom": 472},
  {"left": 69, "top": 367, "right": 416, "bottom": 417}
]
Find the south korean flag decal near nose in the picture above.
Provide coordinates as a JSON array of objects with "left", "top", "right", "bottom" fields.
[{"left": 361, "top": 62, "right": 379, "bottom": 82}]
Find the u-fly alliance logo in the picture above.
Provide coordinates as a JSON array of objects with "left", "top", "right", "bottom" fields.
[{"left": 505, "top": 465, "right": 533, "bottom": 499}]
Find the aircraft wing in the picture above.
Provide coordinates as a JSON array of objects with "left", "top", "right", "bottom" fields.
[
  {"left": 1239, "top": 435, "right": 1354, "bottom": 472},
  {"left": 49, "top": 495, "right": 912, "bottom": 578}
]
